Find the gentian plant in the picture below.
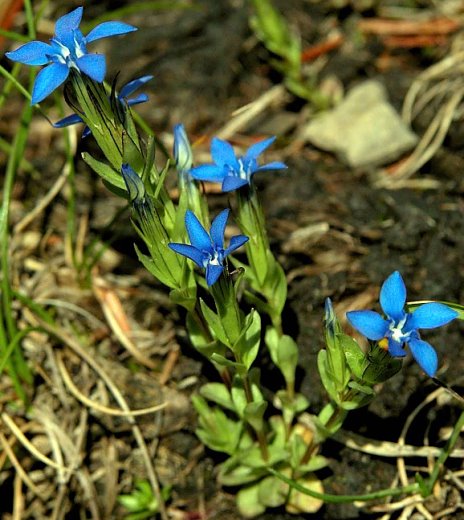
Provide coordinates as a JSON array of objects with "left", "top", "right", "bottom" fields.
[{"left": 6, "top": 5, "right": 464, "bottom": 518}]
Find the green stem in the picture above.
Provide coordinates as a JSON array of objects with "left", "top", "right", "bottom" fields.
[
  {"left": 269, "top": 468, "right": 420, "bottom": 503},
  {"left": 0, "top": 77, "right": 35, "bottom": 400},
  {"left": 423, "top": 409, "right": 464, "bottom": 495},
  {"left": 241, "top": 370, "right": 269, "bottom": 462}
]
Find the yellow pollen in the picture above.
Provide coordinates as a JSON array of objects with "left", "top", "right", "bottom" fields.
[{"left": 379, "top": 338, "right": 389, "bottom": 351}]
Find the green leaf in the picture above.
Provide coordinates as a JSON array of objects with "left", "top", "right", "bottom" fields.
[
  {"left": 348, "top": 381, "right": 374, "bottom": 396},
  {"left": 142, "top": 135, "right": 156, "bottom": 182},
  {"left": 287, "top": 474, "right": 324, "bottom": 514},
  {"left": 122, "top": 131, "right": 144, "bottom": 172},
  {"left": 237, "top": 310, "right": 261, "bottom": 370},
  {"left": 237, "top": 483, "right": 266, "bottom": 518},
  {"left": 218, "top": 458, "right": 265, "bottom": 486},
  {"left": 317, "top": 350, "right": 338, "bottom": 402},
  {"left": 81, "top": 152, "right": 125, "bottom": 190},
  {"left": 408, "top": 300, "right": 464, "bottom": 321},
  {"left": 244, "top": 400, "right": 268, "bottom": 433},
  {"left": 264, "top": 254, "right": 287, "bottom": 316},
  {"left": 362, "top": 344, "right": 403, "bottom": 384},
  {"left": 192, "top": 395, "right": 243, "bottom": 455},
  {"left": 274, "top": 390, "right": 309, "bottom": 428},
  {"left": 341, "top": 334, "right": 366, "bottom": 379},
  {"left": 265, "top": 329, "right": 298, "bottom": 388},
  {"left": 200, "top": 382, "right": 235, "bottom": 412},
  {"left": 211, "top": 353, "right": 246, "bottom": 372},
  {"left": 134, "top": 245, "right": 178, "bottom": 290},
  {"left": 199, "top": 299, "right": 229, "bottom": 346},
  {"left": 169, "top": 286, "right": 196, "bottom": 312},
  {"left": 257, "top": 476, "right": 287, "bottom": 508},
  {"left": 299, "top": 455, "right": 328, "bottom": 473},
  {"left": 186, "top": 313, "right": 226, "bottom": 361}
]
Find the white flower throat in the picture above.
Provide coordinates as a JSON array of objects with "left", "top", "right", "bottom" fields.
[{"left": 388, "top": 315, "right": 410, "bottom": 343}]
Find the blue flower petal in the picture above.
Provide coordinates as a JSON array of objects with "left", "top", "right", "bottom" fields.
[
  {"left": 53, "top": 113, "right": 84, "bottom": 128},
  {"left": 85, "top": 21, "right": 137, "bottom": 43},
  {"left": 54, "top": 7, "right": 83, "bottom": 41},
  {"left": 408, "top": 303, "right": 458, "bottom": 330},
  {"left": 126, "top": 93, "right": 149, "bottom": 106},
  {"left": 243, "top": 136, "right": 275, "bottom": 161},
  {"left": 211, "top": 138, "right": 239, "bottom": 169},
  {"left": 256, "top": 161, "right": 287, "bottom": 171},
  {"left": 224, "top": 235, "right": 249, "bottom": 256},
  {"left": 31, "top": 63, "right": 69, "bottom": 104},
  {"left": 190, "top": 164, "right": 225, "bottom": 182},
  {"left": 185, "top": 210, "right": 212, "bottom": 252},
  {"left": 346, "top": 310, "right": 388, "bottom": 340},
  {"left": 75, "top": 54, "right": 106, "bottom": 82},
  {"left": 380, "top": 271, "right": 407, "bottom": 321},
  {"left": 82, "top": 126, "right": 92, "bottom": 139},
  {"left": 387, "top": 338, "right": 407, "bottom": 357},
  {"left": 206, "top": 264, "right": 224, "bottom": 286},
  {"left": 210, "top": 209, "right": 229, "bottom": 249},
  {"left": 6, "top": 41, "right": 53, "bottom": 65},
  {"left": 168, "top": 243, "right": 203, "bottom": 268},
  {"left": 222, "top": 176, "right": 248, "bottom": 192},
  {"left": 408, "top": 338, "right": 438, "bottom": 377},
  {"left": 119, "top": 75, "right": 153, "bottom": 98}
]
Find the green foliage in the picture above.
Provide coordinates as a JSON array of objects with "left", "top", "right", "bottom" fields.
[
  {"left": 249, "top": 0, "right": 330, "bottom": 108},
  {"left": 118, "top": 480, "right": 171, "bottom": 520}
]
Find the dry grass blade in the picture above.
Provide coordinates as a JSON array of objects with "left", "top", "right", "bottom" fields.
[
  {"left": 1, "top": 413, "right": 72, "bottom": 474},
  {"left": 333, "top": 430, "right": 464, "bottom": 459},
  {"left": 377, "top": 45, "right": 464, "bottom": 185},
  {"left": 56, "top": 352, "right": 167, "bottom": 417},
  {"left": 216, "top": 84, "right": 287, "bottom": 141},
  {"left": 0, "top": 432, "right": 42, "bottom": 498},
  {"left": 92, "top": 275, "right": 157, "bottom": 369},
  {"left": 378, "top": 86, "right": 464, "bottom": 185}
]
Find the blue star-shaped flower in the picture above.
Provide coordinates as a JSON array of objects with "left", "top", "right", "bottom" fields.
[
  {"left": 346, "top": 271, "right": 458, "bottom": 377},
  {"left": 169, "top": 209, "right": 248, "bottom": 286},
  {"left": 189, "top": 136, "right": 287, "bottom": 192},
  {"left": 6, "top": 6, "right": 137, "bottom": 104},
  {"left": 53, "top": 75, "right": 153, "bottom": 137}
]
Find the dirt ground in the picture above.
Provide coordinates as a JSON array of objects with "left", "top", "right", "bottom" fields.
[{"left": 1, "top": 0, "right": 464, "bottom": 519}]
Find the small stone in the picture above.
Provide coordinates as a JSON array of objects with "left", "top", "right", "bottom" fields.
[{"left": 303, "top": 80, "right": 418, "bottom": 168}]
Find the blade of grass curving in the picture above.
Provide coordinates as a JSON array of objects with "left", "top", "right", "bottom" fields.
[
  {"left": 0, "top": 327, "right": 42, "bottom": 375},
  {"left": 0, "top": 70, "right": 36, "bottom": 400},
  {"left": 0, "top": 28, "right": 30, "bottom": 43},
  {"left": 0, "top": 63, "right": 32, "bottom": 104}
]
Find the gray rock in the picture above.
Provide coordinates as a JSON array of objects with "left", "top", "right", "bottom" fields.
[{"left": 303, "top": 80, "right": 418, "bottom": 168}]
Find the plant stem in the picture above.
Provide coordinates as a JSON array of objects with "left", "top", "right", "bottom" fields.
[
  {"left": 269, "top": 468, "right": 420, "bottom": 503},
  {"left": 424, "top": 409, "right": 464, "bottom": 494}
]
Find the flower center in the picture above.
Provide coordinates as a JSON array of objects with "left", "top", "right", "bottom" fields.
[
  {"left": 52, "top": 31, "right": 86, "bottom": 68},
  {"left": 203, "top": 249, "right": 223, "bottom": 268},
  {"left": 237, "top": 159, "right": 249, "bottom": 180},
  {"left": 388, "top": 315, "right": 410, "bottom": 343}
]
